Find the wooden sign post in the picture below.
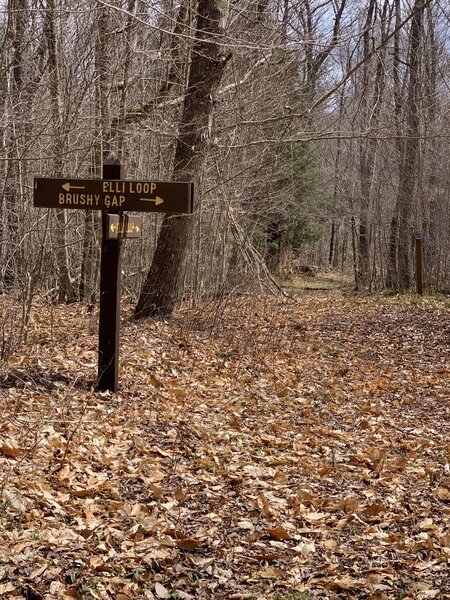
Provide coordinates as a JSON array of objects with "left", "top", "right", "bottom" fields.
[
  {"left": 34, "top": 162, "right": 194, "bottom": 392},
  {"left": 415, "top": 232, "right": 423, "bottom": 296},
  {"left": 98, "top": 159, "right": 123, "bottom": 392}
]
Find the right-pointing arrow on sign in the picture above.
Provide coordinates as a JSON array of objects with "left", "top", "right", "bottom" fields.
[{"left": 140, "top": 196, "right": 164, "bottom": 205}]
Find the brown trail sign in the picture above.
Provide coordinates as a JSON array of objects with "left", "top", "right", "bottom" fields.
[
  {"left": 34, "top": 161, "right": 194, "bottom": 392},
  {"left": 34, "top": 177, "right": 193, "bottom": 213}
]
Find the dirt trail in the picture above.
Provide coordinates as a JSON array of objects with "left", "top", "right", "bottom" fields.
[{"left": 0, "top": 293, "right": 449, "bottom": 599}]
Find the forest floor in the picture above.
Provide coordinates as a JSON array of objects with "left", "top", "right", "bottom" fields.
[{"left": 0, "top": 289, "right": 449, "bottom": 600}]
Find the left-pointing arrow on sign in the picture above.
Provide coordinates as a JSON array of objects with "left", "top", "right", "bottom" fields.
[
  {"left": 140, "top": 196, "right": 164, "bottom": 205},
  {"left": 62, "top": 182, "right": 86, "bottom": 192}
]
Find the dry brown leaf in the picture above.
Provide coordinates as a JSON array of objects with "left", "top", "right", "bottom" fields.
[
  {"left": 155, "top": 582, "right": 170, "bottom": 598},
  {"left": 147, "top": 469, "right": 166, "bottom": 483},
  {"left": 131, "top": 503, "right": 150, "bottom": 516},
  {"left": 70, "top": 488, "right": 97, "bottom": 498},
  {"left": 365, "top": 502, "right": 387, "bottom": 517},
  {"left": 419, "top": 518, "right": 434, "bottom": 530},
  {"left": 0, "top": 583, "right": 15, "bottom": 595},
  {"left": 434, "top": 487, "right": 450, "bottom": 501},
  {"left": 267, "top": 526, "right": 291, "bottom": 540},
  {"left": 255, "top": 494, "right": 274, "bottom": 517},
  {"left": 148, "top": 374, "right": 164, "bottom": 389},
  {"left": 177, "top": 538, "right": 202, "bottom": 551},
  {"left": 440, "top": 476, "right": 450, "bottom": 490},
  {"left": 2, "top": 488, "right": 27, "bottom": 512},
  {"left": 254, "top": 553, "right": 281, "bottom": 562},
  {"left": 340, "top": 496, "right": 360, "bottom": 513},
  {"left": 326, "top": 576, "right": 361, "bottom": 591},
  {"left": 57, "top": 464, "right": 71, "bottom": 481},
  {"left": 318, "top": 466, "right": 335, "bottom": 476},
  {"left": 293, "top": 541, "right": 315, "bottom": 557},
  {"left": 302, "top": 511, "right": 327, "bottom": 523},
  {"left": 175, "top": 487, "right": 188, "bottom": 501},
  {"left": 0, "top": 443, "right": 21, "bottom": 458},
  {"left": 61, "top": 589, "right": 79, "bottom": 599},
  {"left": 237, "top": 520, "right": 254, "bottom": 530},
  {"left": 259, "top": 567, "right": 284, "bottom": 579},
  {"left": 29, "top": 564, "right": 48, "bottom": 579}
]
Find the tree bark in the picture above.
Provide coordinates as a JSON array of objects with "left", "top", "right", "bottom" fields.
[
  {"left": 356, "top": 0, "right": 389, "bottom": 291},
  {"left": 80, "top": 5, "right": 110, "bottom": 302},
  {"left": 46, "top": 0, "right": 76, "bottom": 302},
  {"left": 397, "top": 0, "right": 425, "bottom": 290},
  {"left": 386, "top": 0, "right": 403, "bottom": 289},
  {"left": 134, "top": 0, "right": 230, "bottom": 319},
  {"left": 2, "top": 0, "right": 27, "bottom": 290}
]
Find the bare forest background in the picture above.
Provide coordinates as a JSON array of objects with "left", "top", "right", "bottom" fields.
[{"left": 0, "top": 0, "right": 449, "bottom": 334}]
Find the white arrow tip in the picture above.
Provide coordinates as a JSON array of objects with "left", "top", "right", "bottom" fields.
[
  {"left": 62, "top": 182, "right": 70, "bottom": 192},
  {"left": 155, "top": 196, "right": 164, "bottom": 205}
]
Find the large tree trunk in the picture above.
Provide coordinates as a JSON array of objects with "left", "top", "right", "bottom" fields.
[
  {"left": 355, "top": 0, "right": 376, "bottom": 291},
  {"left": 2, "top": 0, "right": 27, "bottom": 291},
  {"left": 387, "top": 0, "right": 425, "bottom": 290},
  {"left": 46, "top": 0, "right": 76, "bottom": 303},
  {"left": 385, "top": 0, "right": 403, "bottom": 289},
  {"left": 80, "top": 4, "right": 110, "bottom": 302},
  {"left": 134, "top": 0, "right": 230, "bottom": 319},
  {"left": 397, "top": 0, "right": 424, "bottom": 290},
  {"left": 421, "top": 5, "right": 438, "bottom": 288},
  {"left": 356, "top": 0, "right": 389, "bottom": 291}
]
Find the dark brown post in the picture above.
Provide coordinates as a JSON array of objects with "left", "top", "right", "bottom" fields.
[
  {"left": 415, "top": 232, "right": 423, "bottom": 295},
  {"left": 97, "top": 159, "right": 123, "bottom": 391}
]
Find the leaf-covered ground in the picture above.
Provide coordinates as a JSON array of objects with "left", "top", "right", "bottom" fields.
[{"left": 0, "top": 293, "right": 449, "bottom": 600}]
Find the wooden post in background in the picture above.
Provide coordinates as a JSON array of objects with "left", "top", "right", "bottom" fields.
[
  {"left": 97, "top": 159, "right": 123, "bottom": 391},
  {"left": 415, "top": 232, "right": 423, "bottom": 295}
]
